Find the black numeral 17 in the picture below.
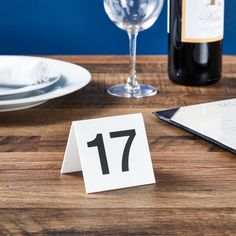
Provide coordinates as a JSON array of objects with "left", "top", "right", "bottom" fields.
[{"left": 87, "top": 129, "right": 136, "bottom": 175}]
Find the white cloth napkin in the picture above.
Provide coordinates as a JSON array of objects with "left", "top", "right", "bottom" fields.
[{"left": 0, "top": 57, "right": 59, "bottom": 87}]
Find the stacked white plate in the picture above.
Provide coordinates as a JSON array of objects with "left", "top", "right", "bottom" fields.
[{"left": 0, "top": 56, "right": 91, "bottom": 112}]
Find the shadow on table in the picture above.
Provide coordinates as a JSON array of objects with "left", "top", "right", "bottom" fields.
[{"left": 0, "top": 80, "right": 121, "bottom": 125}]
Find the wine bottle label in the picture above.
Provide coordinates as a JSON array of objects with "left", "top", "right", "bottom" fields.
[{"left": 181, "top": 0, "right": 224, "bottom": 43}]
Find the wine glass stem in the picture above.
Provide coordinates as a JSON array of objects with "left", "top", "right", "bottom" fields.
[{"left": 126, "top": 31, "right": 139, "bottom": 90}]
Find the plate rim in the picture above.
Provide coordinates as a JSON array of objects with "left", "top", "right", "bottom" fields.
[
  {"left": 0, "top": 74, "right": 60, "bottom": 97},
  {"left": 0, "top": 56, "right": 91, "bottom": 106}
]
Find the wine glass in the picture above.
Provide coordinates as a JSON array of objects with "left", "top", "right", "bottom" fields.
[{"left": 104, "top": 0, "right": 164, "bottom": 98}]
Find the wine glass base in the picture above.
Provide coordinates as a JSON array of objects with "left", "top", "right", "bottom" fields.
[{"left": 107, "top": 84, "right": 158, "bottom": 98}]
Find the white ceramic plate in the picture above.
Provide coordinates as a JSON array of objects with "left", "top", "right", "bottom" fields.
[
  {"left": 0, "top": 56, "right": 91, "bottom": 112},
  {"left": 0, "top": 75, "right": 60, "bottom": 97}
]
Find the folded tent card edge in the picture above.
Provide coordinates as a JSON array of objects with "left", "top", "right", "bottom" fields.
[{"left": 61, "top": 122, "right": 82, "bottom": 174}]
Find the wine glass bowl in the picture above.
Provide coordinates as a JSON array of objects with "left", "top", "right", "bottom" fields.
[
  {"left": 104, "top": 0, "right": 163, "bottom": 32},
  {"left": 104, "top": 0, "right": 164, "bottom": 98}
]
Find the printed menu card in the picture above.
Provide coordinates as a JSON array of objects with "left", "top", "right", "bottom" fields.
[{"left": 154, "top": 98, "right": 236, "bottom": 154}]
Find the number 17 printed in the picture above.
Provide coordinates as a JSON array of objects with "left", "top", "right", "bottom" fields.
[{"left": 87, "top": 129, "right": 136, "bottom": 175}]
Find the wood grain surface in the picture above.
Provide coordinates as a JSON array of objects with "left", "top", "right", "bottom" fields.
[{"left": 0, "top": 56, "right": 235, "bottom": 235}]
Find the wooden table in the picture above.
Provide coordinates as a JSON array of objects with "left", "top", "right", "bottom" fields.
[{"left": 0, "top": 56, "right": 235, "bottom": 235}]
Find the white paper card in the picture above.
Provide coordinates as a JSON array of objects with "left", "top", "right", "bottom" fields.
[
  {"left": 61, "top": 113, "right": 156, "bottom": 193},
  {"left": 172, "top": 98, "right": 236, "bottom": 151}
]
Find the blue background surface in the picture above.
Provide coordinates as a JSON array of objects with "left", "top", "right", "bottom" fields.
[{"left": 0, "top": 0, "right": 234, "bottom": 55}]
